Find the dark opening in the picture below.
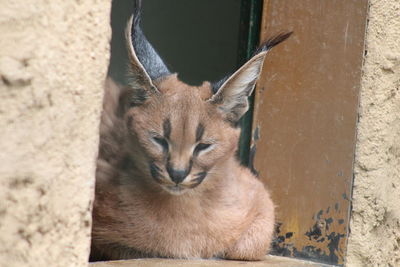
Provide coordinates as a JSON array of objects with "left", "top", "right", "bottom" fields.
[{"left": 108, "top": 0, "right": 243, "bottom": 86}]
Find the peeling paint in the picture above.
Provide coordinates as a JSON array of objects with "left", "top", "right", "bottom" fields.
[{"left": 271, "top": 206, "right": 347, "bottom": 266}]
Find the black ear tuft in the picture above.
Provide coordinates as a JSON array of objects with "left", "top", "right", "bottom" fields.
[
  {"left": 130, "top": 0, "right": 170, "bottom": 81},
  {"left": 253, "top": 31, "right": 293, "bottom": 55},
  {"left": 212, "top": 32, "right": 292, "bottom": 95},
  {"left": 124, "top": 0, "right": 170, "bottom": 106},
  {"left": 208, "top": 31, "right": 292, "bottom": 123},
  {"left": 133, "top": 0, "right": 142, "bottom": 19}
]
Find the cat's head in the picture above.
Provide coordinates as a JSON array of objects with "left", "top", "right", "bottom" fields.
[{"left": 122, "top": 4, "right": 290, "bottom": 195}]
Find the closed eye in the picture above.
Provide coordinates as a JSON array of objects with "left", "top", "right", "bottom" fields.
[
  {"left": 194, "top": 143, "right": 212, "bottom": 156},
  {"left": 152, "top": 136, "right": 169, "bottom": 151}
]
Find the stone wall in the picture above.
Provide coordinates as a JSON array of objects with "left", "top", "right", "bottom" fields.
[
  {"left": 346, "top": 0, "right": 400, "bottom": 266},
  {"left": 0, "top": 1, "right": 111, "bottom": 266}
]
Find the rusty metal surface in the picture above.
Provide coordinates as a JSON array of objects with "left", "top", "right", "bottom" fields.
[{"left": 250, "top": 0, "right": 368, "bottom": 265}]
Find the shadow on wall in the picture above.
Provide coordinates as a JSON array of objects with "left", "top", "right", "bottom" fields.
[{"left": 108, "top": 0, "right": 242, "bottom": 86}]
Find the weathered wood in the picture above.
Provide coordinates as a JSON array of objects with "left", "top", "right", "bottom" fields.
[{"left": 250, "top": 0, "right": 368, "bottom": 265}]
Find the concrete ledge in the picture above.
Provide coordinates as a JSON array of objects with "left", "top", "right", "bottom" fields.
[{"left": 90, "top": 255, "right": 334, "bottom": 267}]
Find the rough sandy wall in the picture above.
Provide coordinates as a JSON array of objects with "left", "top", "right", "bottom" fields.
[
  {"left": 0, "top": 1, "right": 111, "bottom": 266},
  {"left": 346, "top": 0, "right": 400, "bottom": 266}
]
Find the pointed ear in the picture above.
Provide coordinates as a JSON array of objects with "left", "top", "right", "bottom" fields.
[
  {"left": 208, "top": 53, "right": 267, "bottom": 123},
  {"left": 125, "top": 0, "right": 171, "bottom": 106},
  {"left": 209, "top": 32, "right": 292, "bottom": 123}
]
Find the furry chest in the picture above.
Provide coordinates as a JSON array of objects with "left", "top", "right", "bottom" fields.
[{"left": 114, "top": 198, "right": 245, "bottom": 258}]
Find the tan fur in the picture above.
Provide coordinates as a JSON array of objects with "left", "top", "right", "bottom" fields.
[
  {"left": 91, "top": 11, "right": 280, "bottom": 261},
  {"left": 91, "top": 76, "right": 275, "bottom": 261}
]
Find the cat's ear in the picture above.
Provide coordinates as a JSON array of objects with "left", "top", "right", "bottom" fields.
[
  {"left": 209, "top": 32, "right": 292, "bottom": 124},
  {"left": 125, "top": 0, "right": 171, "bottom": 106}
]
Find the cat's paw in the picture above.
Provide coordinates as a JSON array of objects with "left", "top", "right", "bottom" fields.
[{"left": 224, "top": 241, "right": 267, "bottom": 261}]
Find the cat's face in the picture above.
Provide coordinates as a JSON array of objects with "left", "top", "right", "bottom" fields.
[
  {"left": 126, "top": 76, "right": 240, "bottom": 195},
  {"left": 124, "top": 14, "right": 289, "bottom": 194}
]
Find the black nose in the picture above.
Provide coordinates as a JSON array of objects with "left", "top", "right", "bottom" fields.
[{"left": 166, "top": 165, "right": 189, "bottom": 184}]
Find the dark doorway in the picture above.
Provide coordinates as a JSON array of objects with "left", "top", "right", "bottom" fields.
[{"left": 108, "top": 0, "right": 243, "bottom": 86}]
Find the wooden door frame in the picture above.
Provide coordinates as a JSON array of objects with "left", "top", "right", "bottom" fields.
[{"left": 248, "top": 0, "right": 369, "bottom": 265}]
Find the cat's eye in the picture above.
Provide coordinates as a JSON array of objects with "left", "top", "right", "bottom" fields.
[
  {"left": 194, "top": 143, "right": 212, "bottom": 155},
  {"left": 152, "top": 136, "right": 169, "bottom": 151}
]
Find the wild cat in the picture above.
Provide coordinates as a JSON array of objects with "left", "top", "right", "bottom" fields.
[{"left": 90, "top": 0, "right": 291, "bottom": 261}]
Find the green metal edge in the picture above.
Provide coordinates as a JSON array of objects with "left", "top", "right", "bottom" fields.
[{"left": 237, "top": 0, "right": 263, "bottom": 166}]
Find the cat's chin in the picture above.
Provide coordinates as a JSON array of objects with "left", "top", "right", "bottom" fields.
[{"left": 161, "top": 184, "right": 190, "bottom": 196}]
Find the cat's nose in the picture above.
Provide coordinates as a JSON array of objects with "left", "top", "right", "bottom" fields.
[{"left": 166, "top": 166, "right": 189, "bottom": 184}]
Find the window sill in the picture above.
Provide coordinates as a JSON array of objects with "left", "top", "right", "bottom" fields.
[{"left": 90, "top": 255, "right": 335, "bottom": 267}]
